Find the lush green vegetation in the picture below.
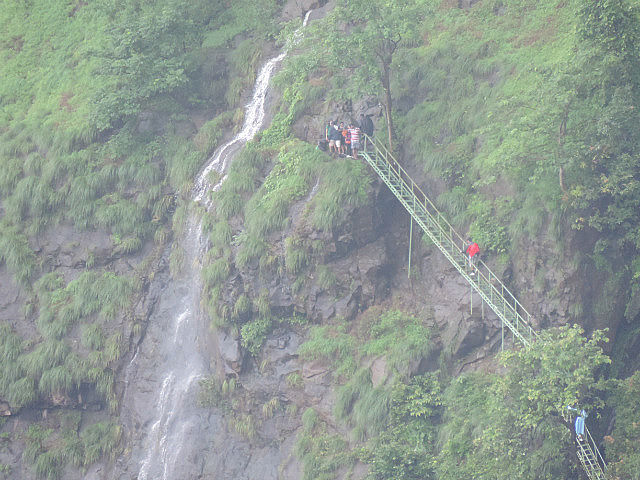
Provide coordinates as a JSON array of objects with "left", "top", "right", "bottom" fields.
[
  {"left": 4, "top": 0, "right": 640, "bottom": 478},
  {"left": 0, "top": 0, "right": 295, "bottom": 475},
  {"left": 606, "top": 371, "right": 640, "bottom": 479},
  {"left": 295, "top": 407, "right": 352, "bottom": 480},
  {"left": 293, "top": 308, "right": 620, "bottom": 480},
  {"left": 297, "top": 0, "right": 640, "bottom": 319},
  {"left": 0, "top": 271, "right": 136, "bottom": 414},
  {"left": 21, "top": 416, "right": 121, "bottom": 480},
  {"left": 264, "top": 2, "right": 640, "bottom": 476},
  {"left": 199, "top": 83, "right": 371, "bottom": 354}
]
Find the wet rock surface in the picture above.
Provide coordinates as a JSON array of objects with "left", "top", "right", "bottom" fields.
[
  {"left": 282, "top": 0, "right": 332, "bottom": 21},
  {"left": 0, "top": 269, "right": 23, "bottom": 327}
]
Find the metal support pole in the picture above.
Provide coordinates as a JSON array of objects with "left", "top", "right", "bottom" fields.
[
  {"left": 501, "top": 322, "right": 504, "bottom": 352},
  {"left": 408, "top": 215, "right": 413, "bottom": 279},
  {"left": 470, "top": 283, "right": 473, "bottom": 315}
]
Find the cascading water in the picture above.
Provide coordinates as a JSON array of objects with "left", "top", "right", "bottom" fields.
[
  {"left": 114, "top": 11, "right": 312, "bottom": 480},
  {"left": 193, "top": 51, "right": 284, "bottom": 206},
  {"left": 194, "top": 10, "right": 312, "bottom": 206}
]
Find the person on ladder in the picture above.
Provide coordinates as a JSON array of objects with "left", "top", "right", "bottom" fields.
[
  {"left": 567, "top": 406, "right": 587, "bottom": 441},
  {"left": 465, "top": 239, "right": 480, "bottom": 275}
]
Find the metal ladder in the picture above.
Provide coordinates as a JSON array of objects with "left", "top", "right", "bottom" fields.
[
  {"left": 360, "top": 135, "right": 536, "bottom": 347},
  {"left": 359, "top": 134, "right": 608, "bottom": 479},
  {"left": 576, "top": 426, "right": 608, "bottom": 480}
]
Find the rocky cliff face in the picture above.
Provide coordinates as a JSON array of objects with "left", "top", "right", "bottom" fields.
[
  {"left": 0, "top": 1, "right": 630, "bottom": 478},
  {"left": 179, "top": 78, "right": 634, "bottom": 475},
  {"left": 0, "top": 225, "right": 165, "bottom": 479},
  {"left": 0, "top": 86, "right": 619, "bottom": 480}
]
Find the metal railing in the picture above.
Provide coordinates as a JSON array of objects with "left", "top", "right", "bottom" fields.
[
  {"left": 576, "top": 425, "right": 608, "bottom": 480},
  {"left": 360, "top": 134, "right": 610, "bottom": 478},
  {"left": 361, "top": 134, "right": 537, "bottom": 347}
]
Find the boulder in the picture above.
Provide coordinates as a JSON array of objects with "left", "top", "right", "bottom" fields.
[
  {"left": 452, "top": 313, "right": 487, "bottom": 358},
  {"left": 217, "top": 331, "right": 243, "bottom": 375}
]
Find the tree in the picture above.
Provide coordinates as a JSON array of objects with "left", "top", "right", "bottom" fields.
[
  {"left": 317, "top": 0, "right": 428, "bottom": 151},
  {"left": 90, "top": 0, "right": 222, "bottom": 131},
  {"left": 606, "top": 372, "right": 640, "bottom": 479},
  {"left": 437, "top": 325, "right": 610, "bottom": 480},
  {"left": 564, "top": 0, "right": 640, "bottom": 323}
]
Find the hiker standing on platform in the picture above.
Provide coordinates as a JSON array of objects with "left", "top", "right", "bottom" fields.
[
  {"left": 340, "top": 122, "right": 349, "bottom": 156},
  {"left": 326, "top": 120, "right": 335, "bottom": 154},
  {"left": 575, "top": 410, "right": 587, "bottom": 441},
  {"left": 328, "top": 120, "right": 341, "bottom": 156},
  {"left": 344, "top": 124, "right": 351, "bottom": 156},
  {"left": 465, "top": 239, "right": 480, "bottom": 275},
  {"left": 360, "top": 114, "right": 374, "bottom": 152},
  {"left": 360, "top": 113, "right": 374, "bottom": 148},
  {"left": 333, "top": 122, "right": 342, "bottom": 156},
  {"left": 349, "top": 124, "right": 361, "bottom": 159}
]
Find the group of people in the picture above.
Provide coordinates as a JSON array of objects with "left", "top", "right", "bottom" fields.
[
  {"left": 323, "top": 113, "right": 374, "bottom": 159},
  {"left": 322, "top": 113, "right": 484, "bottom": 276}
]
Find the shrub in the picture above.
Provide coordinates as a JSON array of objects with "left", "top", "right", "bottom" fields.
[
  {"left": 0, "top": 223, "right": 37, "bottom": 285},
  {"left": 202, "top": 257, "right": 230, "bottom": 290},
  {"left": 467, "top": 200, "right": 510, "bottom": 255},
  {"left": 240, "top": 317, "right": 273, "bottom": 356},
  {"left": 235, "top": 233, "right": 268, "bottom": 268},
  {"left": 81, "top": 422, "right": 122, "bottom": 466},
  {"left": 298, "top": 324, "right": 356, "bottom": 378},
  {"left": 262, "top": 397, "right": 280, "bottom": 419},
  {"left": 230, "top": 414, "right": 257, "bottom": 440},
  {"left": 193, "top": 111, "right": 235, "bottom": 155},
  {"left": 285, "top": 237, "right": 309, "bottom": 275},
  {"left": 316, "top": 265, "right": 338, "bottom": 290},
  {"left": 363, "top": 310, "right": 433, "bottom": 378},
  {"left": 606, "top": 372, "right": 640, "bottom": 479},
  {"left": 295, "top": 408, "right": 351, "bottom": 480},
  {"left": 232, "top": 294, "right": 251, "bottom": 321},
  {"left": 335, "top": 368, "right": 391, "bottom": 441}
]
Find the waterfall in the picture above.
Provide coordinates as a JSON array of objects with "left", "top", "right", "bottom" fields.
[
  {"left": 122, "top": 11, "right": 313, "bottom": 480},
  {"left": 194, "top": 9, "right": 313, "bottom": 206}
]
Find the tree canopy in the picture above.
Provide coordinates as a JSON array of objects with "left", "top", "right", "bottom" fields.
[{"left": 314, "top": 0, "right": 429, "bottom": 150}]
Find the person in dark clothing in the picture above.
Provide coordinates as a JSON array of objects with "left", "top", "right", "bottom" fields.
[
  {"left": 328, "top": 121, "right": 342, "bottom": 156},
  {"left": 360, "top": 113, "right": 374, "bottom": 137},
  {"left": 360, "top": 114, "right": 374, "bottom": 151}
]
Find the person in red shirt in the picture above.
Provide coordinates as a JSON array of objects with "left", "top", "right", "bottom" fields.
[{"left": 465, "top": 240, "right": 480, "bottom": 274}]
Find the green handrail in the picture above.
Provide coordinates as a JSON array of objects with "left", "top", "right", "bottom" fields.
[
  {"left": 361, "top": 134, "right": 536, "bottom": 346},
  {"left": 360, "top": 134, "right": 609, "bottom": 478},
  {"left": 577, "top": 424, "right": 608, "bottom": 480}
]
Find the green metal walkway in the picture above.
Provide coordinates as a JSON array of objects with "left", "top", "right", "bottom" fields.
[
  {"left": 577, "top": 429, "right": 608, "bottom": 480},
  {"left": 359, "top": 134, "right": 608, "bottom": 480}
]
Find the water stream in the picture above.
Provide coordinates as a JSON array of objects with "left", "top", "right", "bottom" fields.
[{"left": 115, "top": 12, "right": 312, "bottom": 480}]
